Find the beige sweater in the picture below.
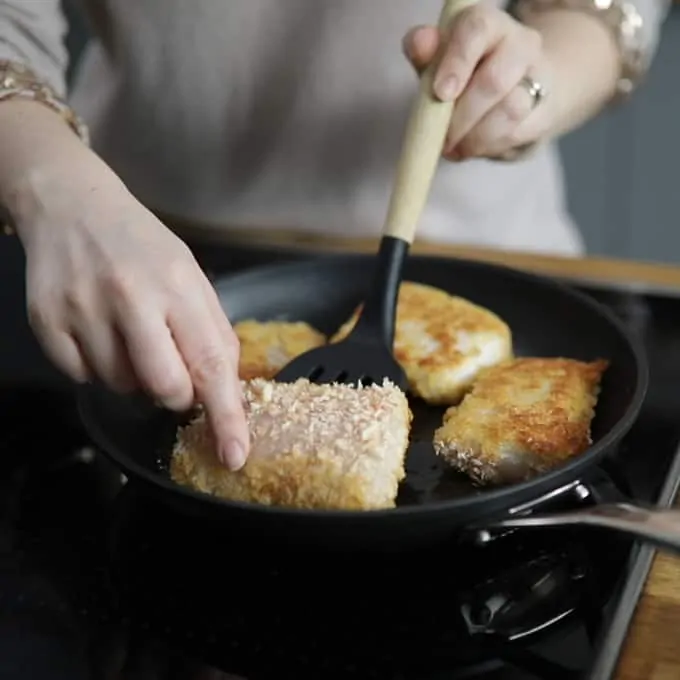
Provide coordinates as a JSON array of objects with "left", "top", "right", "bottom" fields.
[{"left": 0, "top": 0, "right": 670, "bottom": 254}]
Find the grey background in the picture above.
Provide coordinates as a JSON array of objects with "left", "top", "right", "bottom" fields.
[
  {"left": 61, "top": 1, "right": 680, "bottom": 264},
  {"left": 557, "top": 9, "right": 680, "bottom": 264}
]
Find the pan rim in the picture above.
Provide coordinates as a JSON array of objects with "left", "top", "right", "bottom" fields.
[{"left": 78, "top": 253, "right": 649, "bottom": 520}]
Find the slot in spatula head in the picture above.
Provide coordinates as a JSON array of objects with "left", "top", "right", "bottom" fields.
[{"left": 276, "top": 237, "right": 408, "bottom": 389}]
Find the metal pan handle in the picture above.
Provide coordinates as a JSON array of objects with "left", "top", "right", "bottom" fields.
[{"left": 492, "top": 503, "right": 680, "bottom": 555}]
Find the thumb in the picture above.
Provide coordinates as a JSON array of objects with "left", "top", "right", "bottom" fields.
[{"left": 402, "top": 25, "right": 440, "bottom": 75}]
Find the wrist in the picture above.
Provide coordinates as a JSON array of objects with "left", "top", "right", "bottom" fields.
[
  {"left": 518, "top": 9, "right": 620, "bottom": 142},
  {"left": 0, "top": 100, "right": 123, "bottom": 241},
  {"left": 0, "top": 100, "right": 77, "bottom": 213},
  {"left": 6, "top": 162, "right": 127, "bottom": 255},
  {"left": 515, "top": 0, "right": 648, "bottom": 101},
  {"left": 7, "top": 154, "right": 127, "bottom": 243}
]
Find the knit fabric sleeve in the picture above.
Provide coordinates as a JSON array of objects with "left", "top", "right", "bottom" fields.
[{"left": 0, "top": 0, "right": 69, "bottom": 97}]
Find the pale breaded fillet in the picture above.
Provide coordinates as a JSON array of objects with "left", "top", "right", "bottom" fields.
[
  {"left": 433, "top": 357, "right": 609, "bottom": 486},
  {"left": 233, "top": 320, "right": 325, "bottom": 380},
  {"left": 331, "top": 281, "right": 512, "bottom": 405},
  {"left": 170, "top": 378, "right": 412, "bottom": 510}
]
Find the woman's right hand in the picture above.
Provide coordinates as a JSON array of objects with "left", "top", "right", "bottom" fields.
[{"left": 13, "top": 150, "right": 249, "bottom": 471}]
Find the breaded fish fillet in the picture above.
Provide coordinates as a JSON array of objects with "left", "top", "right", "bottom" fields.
[
  {"left": 233, "top": 320, "right": 325, "bottom": 380},
  {"left": 331, "top": 281, "right": 512, "bottom": 405},
  {"left": 170, "top": 378, "right": 412, "bottom": 510},
  {"left": 433, "top": 357, "right": 608, "bottom": 486}
]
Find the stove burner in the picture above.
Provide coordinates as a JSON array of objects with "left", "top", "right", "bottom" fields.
[
  {"left": 98, "top": 461, "right": 630, "bottom": 680},
  {"left": 461, "top": 553, "right": 581, "bottom": 639}
]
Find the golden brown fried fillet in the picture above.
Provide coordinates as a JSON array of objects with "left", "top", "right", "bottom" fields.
[
  {"left": 170, "top": 378, "right": 412, "bottom": 511},
  {"left": 433, "top": 357, "right": 609, "bottom": 486},
  {"left": 331, "top": 281, "right": 512, "bottom": 405},
  {"left": 233, "top": 320, "right": 325, "bottom": 380}
]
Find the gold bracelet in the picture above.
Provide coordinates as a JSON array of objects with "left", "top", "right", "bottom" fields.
[
  {"left": 0, "top": 60, "right": 90, "bottom": 144},
  {"left": 0, "top": 61, "right": 90, "bottom": 236},
  {"left": 513, "top": 0, "right": 648, "bottom": 100}
]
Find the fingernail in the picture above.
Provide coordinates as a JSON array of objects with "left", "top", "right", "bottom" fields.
[
  {"left": 443, "top": 138, "right": 459, "bottom": 161},
  {"left": 220, "top": 439, "right": 246, "bottom": 471},
  {"left": 435, "top": 75, "right": 458, "bottom": 102}
]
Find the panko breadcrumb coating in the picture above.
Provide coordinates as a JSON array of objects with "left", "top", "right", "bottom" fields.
[
  {"left": 433, "top": 357, "right": 608, "bottom": 485},
  {"left": 170, "top": 378, "right": 412, "bottom": 510}
]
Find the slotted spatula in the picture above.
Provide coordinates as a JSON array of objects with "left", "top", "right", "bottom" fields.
[{"left": 277, "top": 0, "right": 474, "bottom": 388}]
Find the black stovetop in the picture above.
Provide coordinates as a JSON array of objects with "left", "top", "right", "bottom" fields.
[{"left": 2, "top": 245, "right": 680, "bottom": 680}]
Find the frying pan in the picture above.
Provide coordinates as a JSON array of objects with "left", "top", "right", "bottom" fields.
[{"left": 77, "top": 254, "right": 649, "bottom": 552}]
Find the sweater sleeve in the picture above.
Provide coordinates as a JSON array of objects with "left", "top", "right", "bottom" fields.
[{"left": 0, "top": 0, "right": 69, "bottom": 97}]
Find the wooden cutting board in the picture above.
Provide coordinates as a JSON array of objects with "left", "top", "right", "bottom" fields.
[{"left": 615, "top": 491, "right": 680, "bottom": 679}]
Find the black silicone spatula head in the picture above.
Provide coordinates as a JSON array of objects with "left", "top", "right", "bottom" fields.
[
  {"left": 276, "top": 0, "right": 472, "bottom": 389},
  {"left": 276, "top": 236, "right": 409, "bottom": 389}
]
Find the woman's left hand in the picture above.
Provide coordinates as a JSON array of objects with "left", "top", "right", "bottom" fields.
[{"left": 403, "top": 4, "right": 553, "bottom": 161}]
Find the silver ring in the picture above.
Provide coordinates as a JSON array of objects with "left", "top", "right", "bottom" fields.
[{"left": 519, "top": 75, "right": 546, "bottom": 110}]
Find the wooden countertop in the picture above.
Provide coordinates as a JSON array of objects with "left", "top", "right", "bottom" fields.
[
  {"left": 164, "top": 217, "right": 680, "bottom": 677},
  {"left": 167, "top": 218, "right": 680, "bottom": 294},
  {"left": 615, "top": 519, "right": 680, "bottom": 679}
]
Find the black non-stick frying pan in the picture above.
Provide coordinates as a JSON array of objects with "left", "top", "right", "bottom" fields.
[{"left": 77, "top": 254, "right": 648, "bottom": 552}]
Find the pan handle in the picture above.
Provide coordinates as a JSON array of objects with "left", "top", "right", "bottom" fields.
[
  {"left": 490, "top": 503, "right": 680, "bottom": 555},
  {"left": 382, "top": 0, "right": 477, "bottom": 245}
]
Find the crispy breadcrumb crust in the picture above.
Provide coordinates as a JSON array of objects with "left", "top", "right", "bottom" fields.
[
  {"left": 170, "top": 378, "right": 412, "bottom": 510},
  {"left": 433, "top": 357, "right": 608, "bottom": 485},
  {"left": 331, "top": 281, "right": 512, "bottom": 405},
  {"left": 234, "top": 320, "right": 326, "bottom": 380}
]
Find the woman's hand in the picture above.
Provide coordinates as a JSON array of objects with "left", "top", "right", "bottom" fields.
[
  {"left": 12, "top": 143, "right": 249, "bottom": 471},
  {"left": 403, "top": 3, "right": 551, "bottom": 161}
]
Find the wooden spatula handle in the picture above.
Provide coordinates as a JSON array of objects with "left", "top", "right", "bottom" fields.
[{"left": 382, "top": 0, "right": 477, "bottom": 244}]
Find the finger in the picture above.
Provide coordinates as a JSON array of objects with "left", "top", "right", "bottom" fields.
[
  {"left": 200, "top": 276, "right": 240, "bottom": 363},
  {"left": 119, "top": 308, "right": 194, "bottom": 412},
  {"left": 38, "top": 328, "right": 91, "bottom": 384},
  {"left": 402, "top": 25, "right": 440, "bottom": 75},
  {"left": 74, "top": 319, "right": 139, "bottom": 394},
  {"left": 454, "top": 83, "right": 535, "bottom": 159},
  {"left": 433, "top": 6, "right": 509, "bottom": 102},
  {"left": 26, "top": 299, "right": 92, "bottom": 383},
  {"left": 445, "top": 33, "right": 535, "bottom": 154},
  {"left": 41, "top": 281, "right": 138, "bottom": 392},
  {"left": 169, "top": 301, "right": 248, "bottom": 471}
]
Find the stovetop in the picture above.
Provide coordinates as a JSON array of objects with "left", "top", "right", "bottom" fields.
[{"left": 2, "top": 245, "right": 680, "bottom": 680}]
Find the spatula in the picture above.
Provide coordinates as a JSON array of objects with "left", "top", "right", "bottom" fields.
[{"left": 277, "top": 0, "right": 475, "bottom": 388}]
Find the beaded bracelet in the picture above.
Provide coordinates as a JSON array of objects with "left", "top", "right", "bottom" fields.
[{"left": 0, "top": 60, "right": 90, "bottom": 144}]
